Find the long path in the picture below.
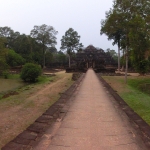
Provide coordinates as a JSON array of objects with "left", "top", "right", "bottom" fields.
[{"left": 46, "top": 69, "right": 147, "bottom": 150}]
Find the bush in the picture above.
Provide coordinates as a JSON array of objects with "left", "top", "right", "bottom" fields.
[
  {"left": 0, "top": 59, "right": 9, "bottom": 76},
  {"left": 136, "top": 60, "right": 149, "bottom": 75},
  {"left": 2, "top": 70, "right": 9, "bottom": 79},
  {"left": 6, "top": 49, "right": 25, "bottom": 67},
  {"left": 20, "top": 63, "right": 42, "bottom": 82}
]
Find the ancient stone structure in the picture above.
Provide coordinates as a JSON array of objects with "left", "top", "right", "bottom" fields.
[{"left": 74, "top": 45, "right": 117, "bottom": 72}]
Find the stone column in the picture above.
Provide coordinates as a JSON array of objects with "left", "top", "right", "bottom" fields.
[
  {"left": 93, "top": 61, "right": 95, "bottom": 68},
  {"left": 87, "top": 62, "right": 88, "bottom": 68}
]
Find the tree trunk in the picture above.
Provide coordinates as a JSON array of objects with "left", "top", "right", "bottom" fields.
[
  {"left": 121, "top": 49, "right": 125, "bottom": 71},
  {"left": 118, "top": 44, "right": 120, "bottom": 72},
  {"left": 68, "top": 54, "right": 70, "bottom": 68},
  {"left": 125, "top": 47, "right": 128, "bottom": 83},
  {"left": 43, "top": 53, "right": 46, "bottom": 68},
  {"left": 43, "top": 47, "right": 46, "bottom": 68}
]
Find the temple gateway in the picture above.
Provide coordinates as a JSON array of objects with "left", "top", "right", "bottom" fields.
[{"left": 69, "top": 45, "right": 117, "bottom": 72}]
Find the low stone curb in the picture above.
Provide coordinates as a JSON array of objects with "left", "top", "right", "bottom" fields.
[
  {"left": 97, "top": 74, "right": 150, "bottom": 149},
  {"left": 2, "top": 73, "right": 85, "bottom": 150}
]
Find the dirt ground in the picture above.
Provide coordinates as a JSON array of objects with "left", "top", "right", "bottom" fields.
[
  {"left": 0, "top": 71, "right": 73, "bottom": 148},
  {"left": 115, "top": 71, "right": 140, "bottom": 76}
]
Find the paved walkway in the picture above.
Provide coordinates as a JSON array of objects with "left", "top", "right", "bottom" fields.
[{"left": 45, "top": 69, "right": 147, "bottom": 150}]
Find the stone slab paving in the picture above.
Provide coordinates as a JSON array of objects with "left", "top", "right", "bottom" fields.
[{"left": 46, "top": 69, "right": 147, "bottom": 150}]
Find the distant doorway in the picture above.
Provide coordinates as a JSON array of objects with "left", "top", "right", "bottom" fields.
[{"left": 87, "top": 61, "right": 95, "bottom": 68}]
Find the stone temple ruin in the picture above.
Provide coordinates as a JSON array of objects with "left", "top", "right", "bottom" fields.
[{"left": 67, "top": 45, "right": 117, "bottom": 73}]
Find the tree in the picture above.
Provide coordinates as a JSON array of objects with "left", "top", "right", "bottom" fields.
[
  {"left": 11, "top": 34, "right": 44, "bottom": 64},
  {"left": 0, "top": 38, "right": 9, "bottom": 75},
  {"left": 0, "top": 26, "right": 13, "bottom": 38},
  {"left": 101, "top": 9, "right": 124, "bottom": 72},
  {"left": 60, "top": 28, "right": 83, "bottom": 68},
  {"left": 13, "top": 34, "right": 35, "bottom": 62},
  {"left": 6, "top": 49, "right": 25, "bottom": 67},
  {"left": 0, "top": 26, "right": 20, "bottom": 48},
  {"left": 48, "top": 47, "right": 57, "bottom": 53},
  {"left": 106, "top": 48, "right": 118, "bottom": 63},
  {"left": 114, "top": 0, "right": 150, "bottom": 77},
  {"left": 101, "top": 0, "right": 150, "bottom": 81},
  {"left": 45, "top": 51, "right": 53, "bottom": 66},
  {"left": 12, "top": 34, "right": 32, "bottom": 59},
  {"left": 30, "top": 24, "right": 58, "bottom": 68},
  {"left": 57, "top": 51, "right": 67, "bottom": 64}
]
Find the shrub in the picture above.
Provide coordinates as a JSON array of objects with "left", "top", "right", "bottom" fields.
[
  {"left": 20, "top": 63, "right": 42, "bottom": 82},
  {"left": 6, "top": 49, "right": 25, "bottom": 67},
  {"left": 135, "top": 60, "right": 149, "bottom": 75},
  {"left": 2, "top": 70, "right": 9, "bottom": 79},
  {"left": 0, "top": 59, "right": 9, "bottom": 76}
]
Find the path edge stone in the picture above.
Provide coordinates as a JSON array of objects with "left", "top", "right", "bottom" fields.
[
  {"left": 97, "top": 73, "right": 150, "bottom": 149},
  {"left": 1, "top": 73, "right": 85, "bottom": 150}
]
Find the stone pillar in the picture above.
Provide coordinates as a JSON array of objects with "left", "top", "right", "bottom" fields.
[
  {"left": 87, "top": 62, "right": 88, "bottom": 68},
  {"left": 93, "top": 61, "right": 95, "bottom": 68}
]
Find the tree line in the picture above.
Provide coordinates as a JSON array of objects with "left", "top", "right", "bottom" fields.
[
  {"left": 0, "top": 25, "right": 83, "bottom": 76},
  {"left": 100, "top": 0, "right": 150, "bottom": 78}
]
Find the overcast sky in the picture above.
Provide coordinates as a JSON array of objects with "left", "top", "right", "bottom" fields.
[{"left": 0, "top": 0, "right": 117, "bottom": 51}]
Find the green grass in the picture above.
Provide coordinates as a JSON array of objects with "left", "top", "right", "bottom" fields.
[
  {"left": 37, "top": 75, "right": 55, "bottom": 84},
  {"left": 8, "top": 74, "right": 20, "bottom": 79},
  {"left": 103, "top": 76, "right": 150, "bottom": 125},
  {"left": 120, "top": 86, "right": 150, "bottom": 124},
  {"left": 127, "top": 77, "right": 150, "bottom": 95},
  {"left": 0, "top": 79, "right": 25, "bottom": 94},
  {"left": 0, "top": 73, "right": 56, "bottom": 101}
]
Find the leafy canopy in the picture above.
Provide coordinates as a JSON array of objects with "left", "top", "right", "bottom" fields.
[
  {"left": 100, "top": 0, "right": 150, "bottom": 74},
  {"left": 30, "top": 24, "right": 58, "bottom": 48},
  {"left": 6, "top": 49, "right": 25, "bottom": 67},
  {"left": 60, "top": 28, "right": 83, "bottom": 54},
  {"left": 30, "top": 24, "right": 58, "bottom": 67}
]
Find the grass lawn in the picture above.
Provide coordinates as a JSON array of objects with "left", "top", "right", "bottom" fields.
[
  {"left": 0, "top": 74, "right": 25, "bottom": 99},
  {"left": 0, "top": 73, "right": 55, "bottom": 99},
  {"left": 102, "top": 75, "right": 150, "bottom": 125},
  {"left": 0, "top": 75, "right": 25, "bottom": 93}
]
